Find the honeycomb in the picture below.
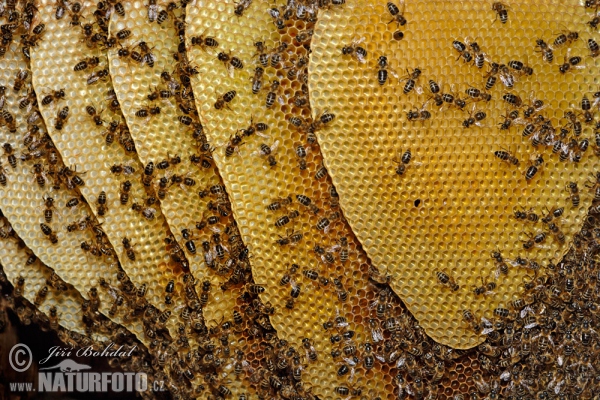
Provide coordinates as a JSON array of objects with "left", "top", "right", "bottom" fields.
[
  {"left": 0, "top": 215, "right": 87, "bottom": 334},
  {"left": 101, "top": 3, "right": 278, "bottom": 397},
  {"left": 309, "top": 0, "right": 599, "bottom": 347},
  {"left": 105, "top": 0, "right": 240, "bottom": 327},
  {"left": 0, "top": 24, "right": 147, "bottom": 339},
  {"left": 2, "top": 0, "right": 600, "bottom": 399},
  {"left": 29, "top": 0, "right": 184, "bottom": 324},
  {"left": 185, "top": 0, "right": 407, "bottom": 396}
]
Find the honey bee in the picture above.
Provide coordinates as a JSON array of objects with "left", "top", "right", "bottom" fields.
[
  {"left": 18, "top": 89, "right": 36, "bottom": 112},
  {"left": 247, "top": 66, "right": 265, "bottom": 95},
  {"left": 266, "top": 196, "right": 292, "bottom": 212},
  {"left": 452, "top": 40, "right": 472, "bottom": 63},
  {"left": 253, "top": 40, "right": 270, "bottom": 67},
  {"left": 135, "top": 104, "right": 161, "bottom": 119},
  {"left": 233, "top": 0, "right": 252, "bottom": 16},
  {"left": 392, "top": 149, "right": 412, "bottom": 176},
  {"left": 491, "top": 2, "right": 508, "bottom": 24},
  {"left": 34, "top": 286, "right": 48, "bottom": 307},
  {"left": 275, "top": 229, "right": 303, "bottom": 246},
  {"left": 498, "top": 64, "right": 517, "bottom": 88},
  {"left": 553, "top": 28, "right": 579, "bottom": 48},
  {"left": 566, "top": 181, "right": 580, "bottom": 207},
  {"left": 122, "top": 237, "right": 136, "bottom": 261},
  {"left": 341, "top": 37, "right": 367, "bottom": 63},
  {"left": 400, "top": 67, "right": 423, "bottom": 94},
  {"left": 1, "top": 111, "right": 16, "bottom": 134},
  {"left": 86, "top": 69, "right": 109, "bottom": 85},
  {"left": 524, "top": 154, "right": 543, "bottom": 181},
  {"left": 31, "top": 163, "right": 46, "bottom": 187},
  {"left": 40, "top": 223, "right": 58, "bottom": 244},
  {"left": 41, "top": 195, "right": 57, "bottom": 223},
  {"left": 48, "top": 306, "right": 59, "bottom": 330},
  {"left": 375, "top": 55, "right": 397, "bottom": 85},
  {"left": 117, "top": 44, "right": 144, "bottom": 65},
  {"left": 252, "top": 141, "right": 279, "bottom": 167},
  {"left": 39, "top": 88, "right": 67, "bottom": 108},
  {"left": 135, "top": 41, "right": 156, "bottom": 68},
  {"left": 110, "top": 162, "right": 135, "bottom": 176},
  {"left": 508, "top": 60, "right": 533, "bottom": 75},
  {"left": 464, "top": 38, "right": 486, "bottom": 69},
  {"left": 588, "top": 38, "right": 600, "bottom": 57},
  {"left": 217, "top": 51, "right": 243, "bottom": 76},
  {"left": 494, "top": 148, "right": 519, "bottom": 166},
  {"left": 462, "top": 105, "right": 487, "bottom": 128},
  {"left": 214, "top": 90, "right": 237, "bottom": 110},
  {"left": 68, "top": 1, "right": 84, "bottom": 26},
  {"left": 131, "top": 202, "right": 156, "bottom": 220},
  {"left": 435, "top": 270, "right": 459, "bottom": 291},
  {"left": 96, "top": 190, "right": 108, "bottom": 216},
  {"left": 386, "top": 0, "right": 406, "bottom": 26},
  {"left": 502, "top": 92, "right": 522, "bottom": 107},
  {"left": 146, "top": 0, "right": 159, "bottom": 22},
  {"left": 535, "top": 39, "right": 554, "bottom": 63},
  {"left": 333, "top": 277, "right": 348, "bottom": 302},
  {"left": 406, "top": 103, "right": 431, "bottom": 121},
  {"left": 559, "top": 50, "right": 585, "bottom": 74},
  {"left": 190, "top": 29, "right": 219, "bottom": 51},
  {"left": 0, "top": 86, "right": 5, "bottom": 110},
  {"left": 2, "top": 143, "right": 16, "bottom": 170},
  {"left": 119, "top": 180, "right": 132, "bottom": 205},
  {"left": 472, "top": 276, "right": 496, "bottom": 296},
  {"left": 84, "top": 105, "right": 104, "bottom": 126},
  {"left": 369, "top": 265, "right": 392, "bottom": 285},
  {"left": 13, "top": 69, "right": 29, "bottom": 92},
  {"left": 265, "top": 80, "right": 283, "bottom": 108},
  {"left": 465, "top": 86, "right": 492, "bottom": 102},
  {"left": 54, "top": 106, "right": 69, "bottom": 130}
]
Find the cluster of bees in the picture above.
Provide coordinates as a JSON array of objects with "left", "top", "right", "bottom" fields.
[
  {"left": 0, "top": 210, "right": 148, "bottom": 380},
  {"left": 453, "top": 196, "right": 600, "bottom": 399}
]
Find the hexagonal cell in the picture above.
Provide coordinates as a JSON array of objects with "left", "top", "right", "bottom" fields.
[{"left": 105, "top": 0, "right": 242, "bottom": 329}]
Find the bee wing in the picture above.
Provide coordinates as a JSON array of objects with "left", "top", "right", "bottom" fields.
[
  {"left": 499, "top": 370, "right": 511, "bottom": 381},
  {"left": 108, "top": 287, "right": 119, "bottom": 300},
  {"left": 343, "top": 357, "right": 357, "bottom": 366},
  {"left": 204, "top": 249, "right": 215, "bottom": 265},
  {"left": 524, "top": 319, "right": 538, "bottom": 329},
  {"left": 327, "top": 244, "right": 341, "bottom": 252},
  {"left": 520, "top": 306, "right": 534, "bottom": 319},
  {"left": 414, "top": 84, "right": 424, "bottom": 95},
  {"left": 270, "top": 140, "right": 280, "bottom": 152},
  {"left": 499, "top": 72, "right": 516, "bottom": 88},
  {"left": 226, "top": 63, "right": 234, "bottom": 78},
  {"left": 268, "top": 8, "right": 280, "bottom": 18},
  {"left": 398, "top": 0, "right": 405, "bottom": 13},
  {"left": 256, "top": 130, "right": 271, "bottom": 139},
  {"left": 277, "top": 95, "right": 285, "bottom": 105},
  {"left": 353, "top": 36, "right": 366, "bottom": 46},
  {"left": 371, "top": 328, "right": 384, "bottom": 343},
  {"left": 395, "top": 355, "right": 406, "bottom": 368}
]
